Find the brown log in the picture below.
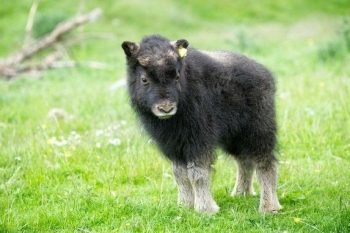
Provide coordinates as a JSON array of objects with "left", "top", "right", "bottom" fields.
[{"left": 0, "top": 8, "right": 102, "bottom": 79}]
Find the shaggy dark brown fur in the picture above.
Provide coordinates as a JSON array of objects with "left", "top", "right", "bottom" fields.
[{"left": 122, "top": 34, "right": 282, "bottom": 214}]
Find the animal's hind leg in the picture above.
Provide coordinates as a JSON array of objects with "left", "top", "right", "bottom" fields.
[
  {"left": 187, "top": 162, "right": 219, "bottom": 214},
  {"left": 256, "top": 154, "right": 282, "bottom": 213},
  {"left": 172, "top": 162, "right": 194, "bottom": 208},
  {"left": 231, "top": 157, "right": 256, "bottom": 196}
]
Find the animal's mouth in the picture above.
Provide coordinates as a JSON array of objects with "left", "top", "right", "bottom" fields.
[
  {"left": 156, "top": 113, "right": 175, "bottom": 120},
  {"left": 151, "top": 100, "right": 177, "bottom": 120}
]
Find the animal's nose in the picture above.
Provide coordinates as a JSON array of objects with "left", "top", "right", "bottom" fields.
[
  {"left": 157, "top": 102, "right": 175, "bottom": 113},
  {"left": 152, "top": 100, "right": 177, "bottom": 119}
]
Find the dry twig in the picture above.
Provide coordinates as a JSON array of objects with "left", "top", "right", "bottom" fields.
[{"left": 0, "top": 8, "right": 103, "bottom": 79}]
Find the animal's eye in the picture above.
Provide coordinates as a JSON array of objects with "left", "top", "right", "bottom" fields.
[{"left": 141, "top": 76, "right": 149, "bottom": 85}]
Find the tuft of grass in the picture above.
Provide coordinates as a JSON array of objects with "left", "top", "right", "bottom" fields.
[
  {"left": 317, "top": 18, "right": 350, "bottom": 62},
  {"left": 33, "top": 13, "right": 70, "bottom": 39}
]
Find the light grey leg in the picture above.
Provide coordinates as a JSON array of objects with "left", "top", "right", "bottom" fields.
[
  {"left": 256, "top": 156, "right": 282, "bottom": 213},
  {"left": 172, "top": 162, "right": 194, "bottom": 208},
  {"left": 187, "top": 163, "right": 219, "bottom": 214},
  {"left": 231, "top": 158, "right": 256, "bottom": 196}
]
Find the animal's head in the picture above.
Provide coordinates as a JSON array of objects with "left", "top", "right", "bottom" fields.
[{"left": 122, "top": 35, "right": 189, "bottom": 120}]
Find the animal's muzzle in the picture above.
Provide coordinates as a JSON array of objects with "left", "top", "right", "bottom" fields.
[{"left": 151, "top": 100, "right": 177, "bottom": 119}]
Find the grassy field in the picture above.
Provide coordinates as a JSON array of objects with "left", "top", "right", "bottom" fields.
[{"left": 1, "top": 0, "right": 350, "bottom": 232}]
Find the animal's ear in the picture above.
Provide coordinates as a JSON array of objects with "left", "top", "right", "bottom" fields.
[
  {"left": 121, "top": 41, "right": 139, "bottom": 57},
  {"left": 171, "top": 39, "right": 189, "bottom": 58},
  {"left": 175, "top": 39, "right": 189, "bottom": 49}
]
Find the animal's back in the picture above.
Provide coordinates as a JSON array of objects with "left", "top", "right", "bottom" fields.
[{"left": 183, "top": 49, "right": 276, "bottom": 155}]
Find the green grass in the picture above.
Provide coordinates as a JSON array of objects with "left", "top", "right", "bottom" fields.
[{"left": 1, "top": 0, "right": 350, "bottom": 232}]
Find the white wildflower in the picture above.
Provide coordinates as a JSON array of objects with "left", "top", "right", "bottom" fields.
[
  {"left": 108, "top": 138, "right": 121, "bottom": 146},
  {"left": 95, "top": 130, "right": 104, "bottom": 137},
  {"left": 47, "top": 137, "right": 57, "bottom": 145},
  {"left": 54, "top": 140, "right": 68, "bottom": 147}
]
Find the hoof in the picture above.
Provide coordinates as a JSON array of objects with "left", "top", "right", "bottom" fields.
[
  {"left": 259, "top": 204, "right": 282, "bottom": 214},
  {"left": 195, "top": 201, "right": 220, "bottom": 215}
]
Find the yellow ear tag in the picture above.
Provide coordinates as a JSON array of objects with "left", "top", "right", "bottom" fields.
[{"left": 178, "top": 47, "right": 187, "bottom": 58}]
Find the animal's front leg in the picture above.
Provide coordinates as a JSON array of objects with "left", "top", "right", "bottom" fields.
[
  {"left": 172, "top": 162, "right": 194, "bottom": 208},
  {"left": 187, "top": 163, "right": 219, "bottom": 214}
]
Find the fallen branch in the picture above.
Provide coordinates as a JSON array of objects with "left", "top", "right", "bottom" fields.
[
  {"left": 17, "top": 51, "right": 62, "bottom": 73},
  {"left": 0, "top": 8, "right": 103, "bottom": 79}
]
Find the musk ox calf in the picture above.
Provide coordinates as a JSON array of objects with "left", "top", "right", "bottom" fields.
[{"left": 121, "top": 34, "right": 282, "bottom": 214}]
